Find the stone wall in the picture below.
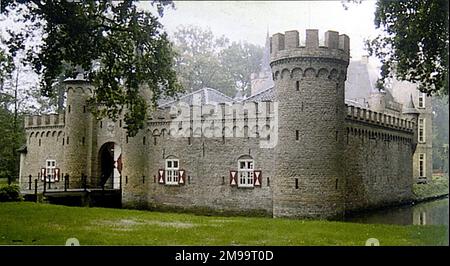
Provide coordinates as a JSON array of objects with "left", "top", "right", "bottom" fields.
[
  {"left": 121, "top": 101, "right": 277, "bottom": 215},
  {"left": 20, "top": 114, "right": 66, "bottom": 191},
  {"left": 142, "top": 131, "right": 274, "bottom": 215},
  {"left": 344, "top": 109, "right": 415, "bottom": 212}
]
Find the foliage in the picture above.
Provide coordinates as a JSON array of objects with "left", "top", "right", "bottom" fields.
[
  {"left": 432, "top": 95, "right": 449, "bottom": 173},
  {"left": 0, "top": 48, "right": 14, "bottom": 88},
  {"left": 1, "top": 0, "right": 182, "bottom": 136},
  {"left": 173, "top": 25, "right": 263, "bottom": 97},
  {"left": 220, "top": 41, "right": 264, "bottom": 96},
  {"left": 0, "top": 104, "right": 24, "bottom": 181},
  {"left": 0, "top": 202, "right": 447, "bottom": 245},
  {"left": 365, "top": 0, "right": 449, "bottom": 95},
  {"left": 172, "top": 25, "right": 233, "bottom": 95},
  {"left": 0, "top": 184, "right": 22, "bottom": 201}
]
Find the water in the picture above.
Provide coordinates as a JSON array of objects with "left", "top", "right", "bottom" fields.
[{"left": 345, "top": 197, "right": 449, "bottom": 226}]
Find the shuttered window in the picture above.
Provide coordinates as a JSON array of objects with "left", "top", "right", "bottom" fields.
[
  {"left": 238, "top": 159, "right": 254, "bottom": 187},
  {"left": 165, "top": 159, "right": 179, "bottom": 185},
  {"left": 45, "top": 160, "right": 60, "bottom": 182}
]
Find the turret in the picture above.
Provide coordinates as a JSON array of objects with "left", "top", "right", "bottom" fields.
[
  {"left": 403, "top": 94, "right": 420, "bottom": 152},
  {"left": 270, "top": 29, "right": 350, "bottom": 218},
  {"left": 63, "top": 72, "right": 93, "bottom": 186}
]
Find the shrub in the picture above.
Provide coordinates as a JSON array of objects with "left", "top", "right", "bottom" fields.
[{"left": 0, "top": 185, "right": 22, "bottom": 202}]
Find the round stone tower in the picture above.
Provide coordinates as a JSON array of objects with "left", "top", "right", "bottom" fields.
[
  {"left": 63, "top": 72, "right": 93, "bottom": 186},
  {"left": 270, "top": 29, "right": 350, "bottom": 218}
]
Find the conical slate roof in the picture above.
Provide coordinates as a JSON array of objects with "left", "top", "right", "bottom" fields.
[{"left": 403, "top": 94, "right": 419, "bottom": 114}]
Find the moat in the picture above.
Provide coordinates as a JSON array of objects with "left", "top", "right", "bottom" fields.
[{"left": 345, "top": 197, "right": 449, "bottom": 226}]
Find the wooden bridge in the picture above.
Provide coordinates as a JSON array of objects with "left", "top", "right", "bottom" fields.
[{"left": 21, "top": 174, "right": 122, "bottom": 208}]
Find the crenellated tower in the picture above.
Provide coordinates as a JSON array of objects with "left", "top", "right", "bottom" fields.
[
  {"left": 63, "top": 73, "right": 93, "bottom": 185},
  {"left": 270, "top": 29, "right": 350, "bottom": 218}
]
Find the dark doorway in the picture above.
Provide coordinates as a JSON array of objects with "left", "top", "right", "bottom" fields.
[{"left": 99, "top": 142, "right": 115, "bottom": 187}]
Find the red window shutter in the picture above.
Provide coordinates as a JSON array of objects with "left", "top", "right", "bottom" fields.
[
  {"left": 158, "top": 169, "right": 165, "bottom": 184},
  {"left": 230, "top": 170, "right": 237, "bottom": 186},
  {"left": 40, "top": 168, "right": 46, "bottom": 181},
  {"left": 54, "top": 168, "right": 60, "bottom": 182},
  {"left": 178, "top": 169, "right": 186, "bottom": 185},
  {"left": 254, "top": 170, "right": 262, "bottom": 187},
  {"left": 117, "top": 155, "right": 123, "bottom": 174}
]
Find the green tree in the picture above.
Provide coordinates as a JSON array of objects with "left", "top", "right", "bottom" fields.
[
  {"left": 365, "top": 0, "right": 449, "bottom": 96},
  {"left": 0, "top": 94, "right": 25, "bottom": 183},
  {"left": 172, "top": 25, "right": 234, "bottom": 95},
  {"left": 173, "top": 25, "right": 263, "bottom": 97},
  {"left": 1, "top": 0, "right": 182, "bottom": 136},
  {"left": 0, "top": 48, "right": 13, "bottom": 90},
  {"left": 220, "top": 42, "right": 263, "bottom": 96},
  {"left": 432, "top": 95, "right": 449, "bottom": 173}
]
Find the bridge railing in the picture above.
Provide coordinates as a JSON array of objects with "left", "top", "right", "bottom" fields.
[{"left": 21, "top": 173, "right": 123, "bottom": 195}]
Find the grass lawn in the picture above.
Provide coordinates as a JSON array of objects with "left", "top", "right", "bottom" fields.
[{"left": 0, "top": 202, "right": 446, "bottom": 246}]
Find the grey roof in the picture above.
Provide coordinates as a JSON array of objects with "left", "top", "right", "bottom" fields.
[
  {"left": 245, "top": 87, "right": 275, "bottom": 102},
  {"left": 158, "top": 87, "right": 234, "bottom": 107},
  {"left": 403, "top": 94, "right": 419, "bottom": 114}
]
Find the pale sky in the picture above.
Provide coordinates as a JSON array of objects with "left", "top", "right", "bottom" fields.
[
  {"left": 0, "top": 1, "right": 382, "bottom": 112},
  {"left": 145, "top": 0, "right": 382, "bottom": 60}
]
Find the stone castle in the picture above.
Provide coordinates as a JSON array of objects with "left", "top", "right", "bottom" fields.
[{"left": 18, "top": 29, "right": 433, "bottom": 219}]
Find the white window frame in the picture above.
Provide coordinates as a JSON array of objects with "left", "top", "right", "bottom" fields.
[
  {"left": 418, "top": 118, "right": 425, "bottom": 143},
  {"left": 46, "top": 159, "right": 56, "bottom": 182},
  {"left": 165, "top": 159, "right": 179, "bottom": 185},
  {"left": 419, "top": 153, "right": 426, "bottom": 177},
  {"left": 238, "top": 159, "right": 254, "bottom": 188},
  {"left": 418, "top": 92, "right": 426, "bottom": 108}
]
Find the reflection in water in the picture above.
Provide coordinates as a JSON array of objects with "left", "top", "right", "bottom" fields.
[
  {"left": 344, "top": 197, "right": 449, "bottom": 226},
  {"left": 344, "top": 198, "right": 449, "bottom": 245}
]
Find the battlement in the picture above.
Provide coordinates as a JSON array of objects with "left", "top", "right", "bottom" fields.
[
  {"left": 345, "top": 104, "right": 414, "bottom": 132},
  {"left": 24, "top": 113, "right": 65, "bottom": 129},
  {"left": 270, "top": 29, "right": 350, "bottom": 64},
  {"left": 148, "top": 102, "right": 276, "bottom": 122}
]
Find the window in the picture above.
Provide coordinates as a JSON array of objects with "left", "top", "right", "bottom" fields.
[
  {"left": 418, "top": 92, "right": 426, "bottom": 108},
  {"left": 165, "top": 159, "right": 179, "bottom": 185},
  {"left": 419, "top": 153, "right": 426, "bottom": 177},
  {"left": 46, "top": 160, "right": 57, "bottom": 182},
  {"left": 295, "top": 81, "right": 300, "bottom": 91},
  {"left": 418, "top": 118, "right": 425, "bottom": 143},
  {"left": 238, "top": 159, "right": 254, "bottom": 187}
]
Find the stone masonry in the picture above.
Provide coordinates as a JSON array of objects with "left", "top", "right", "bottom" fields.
[{"left": 18, "top": 29, "right": 419, "bottom": 219}]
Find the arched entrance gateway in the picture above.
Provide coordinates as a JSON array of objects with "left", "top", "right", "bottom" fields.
[{"left": 98, "top": 142, "right": 122, "bottom": 189}]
